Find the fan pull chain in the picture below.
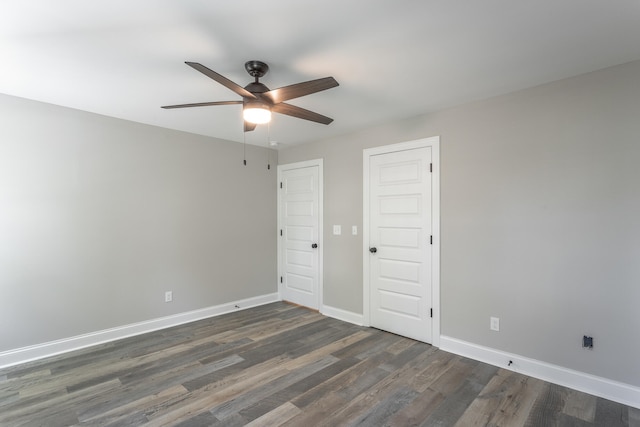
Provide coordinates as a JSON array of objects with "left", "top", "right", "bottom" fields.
[
  {"left": 267, "top": 122, "right": 271, "bottom": 170},
  {"left": 243, "top": 123, "right": 247, "bottom": 166}
]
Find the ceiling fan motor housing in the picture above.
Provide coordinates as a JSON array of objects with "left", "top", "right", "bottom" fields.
[{"left": 244, "top": 81, "right": 270, "bottom": 95}]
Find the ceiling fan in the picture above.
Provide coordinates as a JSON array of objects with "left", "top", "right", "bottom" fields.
[{"left": 162, "top": 61, "right": 339, "bottom": 132}]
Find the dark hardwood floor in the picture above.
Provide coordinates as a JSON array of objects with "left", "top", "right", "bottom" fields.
[{"left": 0, "top": 302, "right": 637, "bottom": 426}]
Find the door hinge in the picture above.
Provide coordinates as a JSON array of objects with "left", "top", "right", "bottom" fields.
[
  {"left": 280, "top": 276, "right": 283, "bottom": 283},
  {"left": 280, "top": 229, "right": 283, "bottom": 236},
  {"left": 430, "top": 163, "right": 433, "bottom": 173},
  {"left": 280, "top": 182, "right": 283, "bottom": 189},
  {"left": 430, "top": 235, "right": 433, "bottom": 245},
  {"left": 430, "top": 308, "right": 433, "bottom": 318}
]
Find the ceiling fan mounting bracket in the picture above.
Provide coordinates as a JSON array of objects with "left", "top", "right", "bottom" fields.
[{"left": 245, "top": 60, "right": 269, "bottom": 79}]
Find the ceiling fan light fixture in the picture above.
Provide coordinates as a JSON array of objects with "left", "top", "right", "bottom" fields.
[{"left": 243, "top": 102, "right": 271, "bottom": 124}]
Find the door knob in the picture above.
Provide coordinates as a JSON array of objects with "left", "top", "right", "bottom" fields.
[
  {"left": 311, "top": 243, "right": 318, "bottom": 249},
  {"left": 369, "top": 247, "right": 377, "bottom": 253}
]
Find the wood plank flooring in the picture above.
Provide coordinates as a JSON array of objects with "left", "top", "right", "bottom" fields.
[{"left": 0, "top": 302, "right": 637, "bottom": 426}]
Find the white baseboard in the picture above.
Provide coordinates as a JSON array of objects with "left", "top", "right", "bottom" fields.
[
  {"left": 440, "top": 335, "right": 640, "bottom": 410},
  {"left": 321, "top": 305, "right": 364, "bottom": 326},
  {"left": 0, "top": 293, "right": 280, "bottom": 369}
]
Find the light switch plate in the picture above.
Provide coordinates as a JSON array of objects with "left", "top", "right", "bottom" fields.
[
  {"left": 352, "top": 225, "right": 358, "bottom": 235},
  {"left": 333, "top": 225, "right": 341, "bottom": 235},
  {"left": 490, "top": 317, "right": 500, "bottom": 331}
]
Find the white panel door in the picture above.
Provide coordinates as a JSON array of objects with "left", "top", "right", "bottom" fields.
[
  {"left": 279, "top": 164, "right": 320, "bottom": 309},
  {"left": 369, "top": 147, "right": 432, "bottom": 342}
]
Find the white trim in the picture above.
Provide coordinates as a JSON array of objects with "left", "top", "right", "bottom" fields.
[
  {"left": 363, "top": 151, "right": 371, "bottom": 327},
  {"left": 277, "top": 159, "right": 324, "bottom": 311},
  {"left": 0, "top": 293, "right": 279, "bottom": 369},
  {"left": 440, "top": 336, "right": 640, "bottom": 410},
  {"left": 362, "top": 137, "right": 441, "bottom": 347},
  {"left": 321, "top": 305, "right": 364, "bottom": 326}
]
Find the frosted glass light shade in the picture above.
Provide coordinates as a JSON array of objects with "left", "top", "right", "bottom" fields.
[{"left": 243, "top": 106, "right": 271, "bottom": 124}]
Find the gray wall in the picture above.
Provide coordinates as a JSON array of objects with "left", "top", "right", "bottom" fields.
[
  {"left": 0, "top": 94, "right": 277, "bottom": 352},
  {"left": 279, "top": 60, "right": 640, "bottom": 387}
]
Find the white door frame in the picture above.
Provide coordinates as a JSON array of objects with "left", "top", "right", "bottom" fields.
[
  {"left": 363, "top": 137, "right": 440, "bottom": 347},
  {"left": 277, "top": 159, "right": 324, "bottom": 310}
]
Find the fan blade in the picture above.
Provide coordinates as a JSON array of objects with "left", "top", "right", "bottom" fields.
[
  {"left": 186, "top": 62, "right": 257, "bottom": 99},
  {"left": 272, "top": 103, "right": 334, "bottom": 125},
  {"left": 264, "top": 77, "right": 338, "bottom": 104},
  {"left": 161, "top": 101, "right": 242, "bottom": 109},
  {"left": 244, "top": 121, "right": 257, "bottom": 132}
]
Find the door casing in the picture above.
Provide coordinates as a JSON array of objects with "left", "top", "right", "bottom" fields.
[{"left": 363, "top": 137, "right": 440, "bottom": 347}]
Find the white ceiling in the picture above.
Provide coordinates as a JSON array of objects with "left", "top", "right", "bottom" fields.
[{"left": 2, "top": 1, "right": 640, "bottom": 148}]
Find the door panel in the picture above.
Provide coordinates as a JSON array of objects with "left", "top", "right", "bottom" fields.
[
  {"left": 379, "top": 259, "right": 421, "bottom": 284},
  {"left": 369, "top": 147, "right": 432, "bottom": 342},
  {"left": 279, "top": 165, "right": 320, "bottom": 309},
  {"left": 379, "top": 290, "right": 420, "bottom": 318}
]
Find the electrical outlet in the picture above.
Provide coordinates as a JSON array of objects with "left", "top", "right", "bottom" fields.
[
  {"left": 490, "top": 316, "right": 500, "bottom": 331},
  {"left": 165, "top": 291, "right": 173, "bottom": 303},
  {"left": 583, "top": 335, "right": 593, "bottom": 349}
]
